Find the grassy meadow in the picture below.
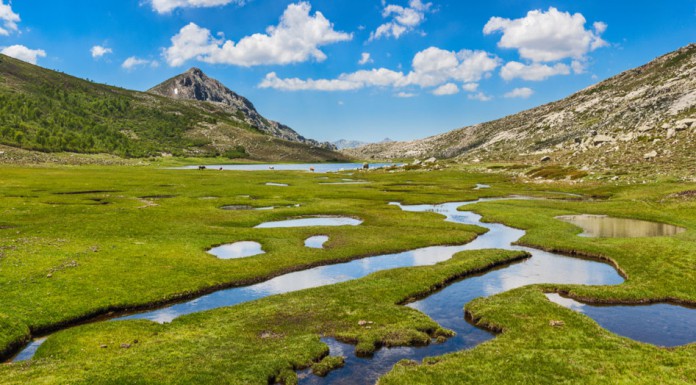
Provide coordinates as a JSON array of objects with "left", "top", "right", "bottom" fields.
[{"left": 0, "top": 164, "right": 693, "bottom": 383}]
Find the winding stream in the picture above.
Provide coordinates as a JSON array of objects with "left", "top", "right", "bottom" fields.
[
  {"left": 296, "top": 201, "right": 625, "bottom": 384},
  {"left": 10, "top": 196, "right": 691, "bottom": 378}
]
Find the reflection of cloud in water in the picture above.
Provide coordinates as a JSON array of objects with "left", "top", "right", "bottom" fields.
[
  {"left": 147, "top": 308, "right": 180, "bottom": 324},
  {"left": 482, "top": 251, "right": 600, "bottom": 296},
  {"left": 545, "top": 293, "right": 586, "bottom": 312},
  {"left": 209, "top": 242, "right": 264, "bottom": 259},
  {"left": 252, "top": 267, "right": 345, "bottom": 295}
]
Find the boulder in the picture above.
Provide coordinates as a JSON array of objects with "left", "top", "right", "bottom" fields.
[
  {"left": 540, "top": 156, "right": 551, "bottom": 162},
  {"left": 424, "top": 157, "right": 437, "bottom": 164},
  {"left": 593, "top": 135, "right": 614, "bottom": 145},
  {"left": 644, "top": 150, "right": 658, "bottom": 160}
]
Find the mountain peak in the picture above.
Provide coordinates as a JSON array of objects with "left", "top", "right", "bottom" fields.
[
  {"left": 148, "top": 69, "right": 336, "bottom": 150},
  {"left": 186, "top": 67, "right": 205, "bottom": 76}
]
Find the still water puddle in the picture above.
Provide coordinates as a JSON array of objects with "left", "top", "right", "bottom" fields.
[
  {"left": 557, "top": 214, "right": 686, "bottom": 238},
  {"left": 255, "top": 217, "right": 362, "bottom": 228},
  {"left": 474, "top": 184, "right": 490, "bottom": 190},
  {"left": 265, "top": 183, "right": 289, "bottom": 187},
  {"left": 208, "top": 242, "right": 264, "bottom": 259},
  {"left": 305, "top": 236, "right": 329, "bottom": 249},
  {"left": 546, "top": 294, "right": 696, "bottom": 347}
]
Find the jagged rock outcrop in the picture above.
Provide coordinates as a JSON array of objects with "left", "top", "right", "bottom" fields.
[
  {"left": 346, "top": 44, "right": 696, "bottom": 175},
  {"left": 149, "top": 68, "right": 335, "bottom": 150}
]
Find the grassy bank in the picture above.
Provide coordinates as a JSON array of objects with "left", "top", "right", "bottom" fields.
[
  {"left": 0, "top": 164, "right": 694, "bottom": 383},
  {"left": 0, "top": 249, "right": 528, "bottom": 384}
]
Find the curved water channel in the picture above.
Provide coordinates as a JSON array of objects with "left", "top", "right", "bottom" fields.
[{"left": 10, "top": 196, "right": 692, "bottom": 377}]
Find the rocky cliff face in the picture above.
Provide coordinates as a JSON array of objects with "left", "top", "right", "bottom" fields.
[
  {"left": 346, "top": 44, "right": 696, "bottom": 175},
  {"left": 149, "top": 68, "right": 336, "bottom": 150}
]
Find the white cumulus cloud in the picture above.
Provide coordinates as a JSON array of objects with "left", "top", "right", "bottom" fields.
[
  {"left": 122, "top": 56, "right": 159, "bottom": 70},
  {"left": 164, "top": 2, "right": 352, "bottom": 67},
  {"left": 0, "top": 1, "right": 20, "bottom": 36},
  {"left": 504, "top": 87, "right": 534, "bottom": 99},
  {"left": 468, "top": 92, "right": 492, "bottom": 101},
  {"left": 484, "top": 7, "right": 607, "bottom": 62},
  {"left": 259, "top": 46, "right": 500, "bottom": 95},
  {"left": 91, "top": 45, "right": 113, "bottom": 59},
  {"left": 149, "top": 0, "right": 245, "bottom": 14},
  {"left": 370, "top": 0, "right": 432, "bottom": 41},
  {"left": 1, "top": 45, "right": 46, "bottom": 64},
  {"left": 358, "top": 52, "right": 372, "bottom": 65},
  {"left": 461, "top": 82, "right": 478, "bottom": 92},
  {"left": 432, "top": 83, "right": 459, "bottom": 96},
  {"left": 500, "top": 61, "right": 570, "bottom": 81},
  {"left": 396, "top": 92, "right": 416, "bottom": 98}
]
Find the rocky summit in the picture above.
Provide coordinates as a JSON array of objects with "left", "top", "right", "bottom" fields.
[
  {"left": 149, "top": 68, "right": 335, "bottom": 150},
  {"left": 346, "top": 44, "right": 696, "bottom": 176}
]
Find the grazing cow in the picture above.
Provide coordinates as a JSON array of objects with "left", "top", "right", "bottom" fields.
[
  {"left": 310, "top": 167, "right": 315, "bottom": 172},
  {"left": 198, "top": 165, "right": 206, "bottom": 170},
  {"left": 362, "top": 163, "right": 369, "bottom": 170}
]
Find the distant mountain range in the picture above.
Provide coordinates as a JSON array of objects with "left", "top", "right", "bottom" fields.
[
  {"left": 0, "top": 55, "right": 344, "bottom": 162},
  {"left": 333, "top": 138, "right": 394, "bottom": 150},
  {"left": 346, "top": 44, "right": 696, "bottom": 176}
]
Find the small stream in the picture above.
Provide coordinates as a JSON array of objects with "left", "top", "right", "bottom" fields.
[
  {"left": 10, "top": 196, "right": 693, "bottom": 378},
  {"left": 296, "top": 201, "right": 625, "bottom": 384}
]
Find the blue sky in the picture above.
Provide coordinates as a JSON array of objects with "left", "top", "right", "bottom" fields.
[{"left": 1, "top": 1, "right": 694, "bottom": 142}]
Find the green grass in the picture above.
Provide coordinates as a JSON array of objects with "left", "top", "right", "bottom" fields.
[
  {"left": 0, "top": 249, "right": 527, "bottom": 384},
  {"left": 0, "top": 164, "right": 694, "bottom": 383}
]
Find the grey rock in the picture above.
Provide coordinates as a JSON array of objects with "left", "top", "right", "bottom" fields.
[{"left": 149, "top": 68, "right": 335, "bottom": 150}]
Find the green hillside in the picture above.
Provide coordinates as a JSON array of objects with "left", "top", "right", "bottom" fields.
[{"left": 0, "top": 54, "right": 345, "bottom": 161}]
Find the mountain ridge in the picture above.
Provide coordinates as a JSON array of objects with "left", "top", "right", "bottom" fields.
[
  {"left": 148, "top": 68, "right": 336, "bottom": 150},
  {"left": 345, "top": 44, "right": 696, "bottom": 176}
]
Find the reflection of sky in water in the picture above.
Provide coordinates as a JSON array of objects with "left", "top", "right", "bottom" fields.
[
  {"left": 208, "top": 241, "right": 264, "bottom": 259},
  {"left": 305, "top": 236, "right": 329, "bottom": 249},
  {"left": 546, "top": 293, "right": 696, "bottom": 347},
  {"left": 556, "top": 215, "right": 686, "bottom": 238},
  {"left": 255, "top": 217, "right": 362, "bottom": 228},
  {"left": 12, "top": 338, "right": 46, "bottom": 362}
]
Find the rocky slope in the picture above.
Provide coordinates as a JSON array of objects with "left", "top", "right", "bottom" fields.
[
  {"left": 346, "top": 44, "right": 696, "bottom": 175},
  {"left": 333, "top": 138, "right": 393, "bottom": 150},
  {"left": 149, "top": 68, "right": 335, "bottom": 150}
]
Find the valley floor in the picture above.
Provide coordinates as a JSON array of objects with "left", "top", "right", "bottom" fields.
[{"left": 0, "top": 164, "right": 694, "bottom": 384}]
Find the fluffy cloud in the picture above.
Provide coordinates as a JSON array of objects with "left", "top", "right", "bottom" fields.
[
  {"left": 468, "top": 92, "right": 492, "bottom": 101},
  {"left": 432, "top": 83, "right": 459, "bottom": 96},
  {"left": 122, "top": 56, "right": 159, "bottom": 70},
  {"left": 504, "top": 87, "right": 534, "bottom": 99},
  {"left": 396, "top": 92, "right": 416, "bottom": 98},
  {"left": 91, "top": 45, "right": 113, "bottom": 59},
  {"left": 461, "top": 82, "right": 478, "bottom": 92},
  {"left": 149, "top": 0, "right": 245, "bottom": 14},
  {"left": 259, "top": 46, "right": 500, "bottom": 94},
  {"left": 0, "top": 1, "right": 20, "bottom": 36},
  {"left": 500, "top": 61, "right": 570, "bottom": 81},
  {"left": 1, "top": 45, "right": 46, "bottom": 64},
  {"left": 484, "top": 7, "right": 607, "bottom": 62},
  {"left": 164, "top": 2, "right": 351, "bottom": 67},
  {"left": 370, "top": 0, "right": 432, "bottom": 41},
  {"left": 358, "top": 52, "right": 372, "bottom": 65}
]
